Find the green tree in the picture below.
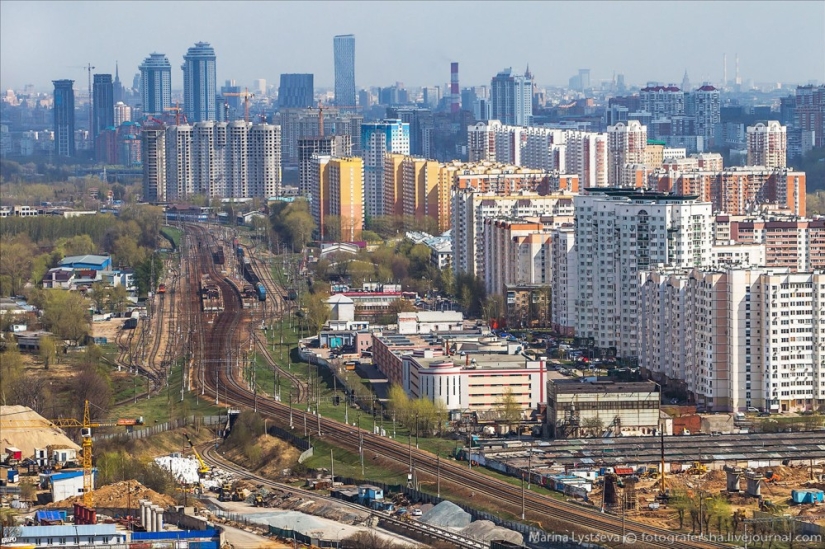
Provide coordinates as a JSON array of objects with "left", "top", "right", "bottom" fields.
[
  {"left": 305, "top": 291, "right": 331, "bottom": 334},
  {"left": 72, "top": 348, "right": 113, "bottom": 420},
  {"left": 89, "top": 282, "right": 111, "bottom": 313},
  {"left": 482, "top": 294, "right": 506, "bottom": 324},
  {"left": 40, "top": 289, "right": 90, "bottom": 345},
  {"left": 0, "top": 345, "right": 24, "bottom": 405},
  {"left": 107, "top": 284, "right": 129, "bottom": 315},
  {"left": 496, "top": 387, "right": 522, "bottom": 432},
  {"left": 39, "top": 335, "right": 57, "bottom": 369},
  {"left": 388, "top": 384, "right": 413, "bottom": 427},
  {"left": 113, "top": 235, "right": 146, "bottom": 268},
  {"left": 57, "top": 234, "right": 97, "bottom": 256},
  {"left": 0, "top": 238, "right": 34, "bottom": 296}
]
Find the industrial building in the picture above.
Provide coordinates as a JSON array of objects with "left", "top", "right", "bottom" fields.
[{"left": 546, "top": 379, "right": 660, "bottom": 438}]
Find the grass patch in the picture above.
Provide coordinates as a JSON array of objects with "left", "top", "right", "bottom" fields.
[
  {"left": 112, "top": 361, "right": 226, "bottom": 427},
  {"left": 160, "top": 226, "right": 182, "bottom": 249},
  {"left": 301, "top": 437, "right": 409, "bottom": 486}
]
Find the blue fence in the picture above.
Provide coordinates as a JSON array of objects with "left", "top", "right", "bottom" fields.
[{"left": 132, "top": 529, "right": 219, "bottom": 541}]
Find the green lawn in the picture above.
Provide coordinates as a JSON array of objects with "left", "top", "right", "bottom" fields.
[{"left": 160, "top": 226, "right": 182, "bottom": 249}]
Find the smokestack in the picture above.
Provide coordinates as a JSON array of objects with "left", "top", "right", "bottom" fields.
[{"left": 451, "top": 62, "right": 460, "bottom": 115}]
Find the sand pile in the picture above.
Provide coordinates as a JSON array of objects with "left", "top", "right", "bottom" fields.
[
  {"left": 420, "top": 500, "right": 472, "bottom": 529},
  {"left": 47, "top": 480, "right": 175, "bottom": 509},
  {"left": 460, "top": 520, "right": 522, "bottom": 545},
  {"left": 0, "top": 405, "right": 81, "bottom": 459}
]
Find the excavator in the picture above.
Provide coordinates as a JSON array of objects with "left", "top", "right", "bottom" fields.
[{"left": 184, "top": 434, "right": 210, "bottom": 477}]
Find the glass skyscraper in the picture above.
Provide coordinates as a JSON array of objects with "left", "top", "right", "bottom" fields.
[
  {"left": 52, "top": 79, "right": 75, "bottom": 157},
  {"left": 278, "top": 74, "right": 314, "bottom": 109},
  {"left": 92, "top": 74, "right": 114, "bottom": 141},
  {"left": 139, "top": 53, "right": 172, "bottom": 116},
  {"left": 491, "top": 68, "right": 532, "bottom": 126},
  {"left": 182, "top": 42, "right": 217, "bottom": 123},
  {"left": 333, "top": 35, "right": 356, "bottom": 108}
]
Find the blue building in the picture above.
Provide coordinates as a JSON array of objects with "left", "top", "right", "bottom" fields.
[
  {"left": 139, "top": 53, "right": 172, "bottom": 116},
  {"left": 278, "top": 74, "right": 314, "bottom": 109},
  {"left": 52, "top": 80, "right": 76, "bottom": 158},
  {"left": 491, "top": 67, "right": 533, "bottom": 126},
  {"left": 333, "top": 34, "right": 356, "bottom": 108},
  {"left": 57, "top": 254, "right": 112, "bottom": 271},
  {"left": 182, "top": 42, "right": 217, "bottom": 123},
  {"left": 361, "top": 120, "right": 410, "bottom": 218}
]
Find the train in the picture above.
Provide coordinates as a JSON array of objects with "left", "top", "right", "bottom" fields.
[
  {"left": 237, "top": 247, "right": 266, "bottom": 301},
  {"left": 212, "top": 247, "right": 225, "bottom": 265},
  {"left": 157, "top": 284, "right": 166, "bottom": 294}
]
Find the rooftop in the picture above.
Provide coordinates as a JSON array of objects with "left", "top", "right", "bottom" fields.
[
  {"left": 549, "top": 378, "right": 659, "bottom": 394},
  {"left": 58, "top": 254, "right": 110, "bottom": 266}
]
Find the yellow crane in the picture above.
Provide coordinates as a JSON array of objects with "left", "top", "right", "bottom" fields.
[
  {"left": 222, "top": 87, "right": 255, "bottom": 122},
  {"left": 185, "top": 433, "right": 210, "bottom": 477},
  {"left": 163, "top": 101, "right": 187, "bottom": 125},
  {"left": 1, "top": 400, "right": 143, "bottom": 508}
]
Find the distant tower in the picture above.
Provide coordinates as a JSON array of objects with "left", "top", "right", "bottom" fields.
[
  {"left": 723, "top": 53, "right": 728, "bottom": 89},
  {"left": 491, "top": 68, "right": 532, "bottom": 126},
  {"left": 182, "top": 42, "right": 217, "bottom": 122},
  {"left": 113, "top": 61, "right": 124, "bottom": 103},
  {"left": 450, "top": 62, "right": 460, "bottom": 114},
  {"left": 681, "top": 70, "right": 691, "bottom": 92},
  {"left": 92, "top": 74, "right": 114, "bottom": 140},
  {"left": 139, "top": 53, "right": 172, "bottom": 116},
  {"left": 333, "top": 35, "right": 356, "bottom": 109},
  {"left": 53, "top": 79, "right": 76, "bottom": 157},
  {"left": 735, "top": 53, "right": 741, "bottom": 87}
]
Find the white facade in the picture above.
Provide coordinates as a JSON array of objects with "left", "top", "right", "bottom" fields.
[
  {"left": 141, "top": 128, "right": 165, "bottom": 202},
  {"left": 397, "top": 311, "right": 464, "bottom": 334},
  {"left": 452, "top": 190, "right": 574, "bottom": 280},
  {"left": 166, "top": 124, "right": 193, "bottom": 200},
  {"left": 483, "top": 218, "right": 559, "bottom": 297},
  {"left": 551, "top": 225, "right": 577, "bottom": 335},
  {"left": 639, "top": 268, "right": 825, "bottom": 413},
  {"left": 607, "top": 120, "right": 647, "bottom": 187},
  {"left": 574, "top": 191, "right": 713, "bottom": 357},
  {"left": 747, "top": 121, "right": 787, "bottom": 169}
]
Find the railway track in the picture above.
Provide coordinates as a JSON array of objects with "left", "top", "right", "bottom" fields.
[{"left": 181, "top": 226, "right": 726, "bottom": 549}]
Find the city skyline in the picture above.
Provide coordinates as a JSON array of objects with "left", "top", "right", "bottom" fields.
[{"left": 1, "top": 1, "right": 823, "bottom": 93}]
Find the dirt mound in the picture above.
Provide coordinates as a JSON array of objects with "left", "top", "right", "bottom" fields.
[
  {"left": 704, "top": 469, "right": 726, "bottom": 482},
  {"left": 46, "top": 480, "right": 175, "bottom": 509}
]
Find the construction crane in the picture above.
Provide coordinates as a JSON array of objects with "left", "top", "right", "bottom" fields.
[
  {"left": 222, "top": 87, "right": 255, "bottom": 122},
  {"left": 163, "top": 101, "right": 187, "bottom": 125},
  {"left": 318, "top": 101, "right": 325, "bottom": 136},
  {"left": 0, "top": 400, "right": 143, "bottom": 508},
  {"left": 185, "top": 433, "right": 210, "bottom": 477}
]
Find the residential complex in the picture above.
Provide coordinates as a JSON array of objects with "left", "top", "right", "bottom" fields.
[
  {"left": 361, "top": 119, "right": 410, "bottom": 218},
  {"left": 383, "top": 154, "right": 453, "bottom": 232},
  {"left": 747, "top": 121, "right": 787, "bottom": 169},
  {"left": 142, "top": 122, "right": 281, "bottom": 201},
  {"left": 311, "top": 156, "right": 364, "bottom": 241},
  {"left": 572, "top": 190, "right": 713, "bottom": 357},
  {"left": 333, "top": 34, "right": 356, "bottom": 108},
  {"left": 640, "top": 268, "right": 825, "bottom": 413}
]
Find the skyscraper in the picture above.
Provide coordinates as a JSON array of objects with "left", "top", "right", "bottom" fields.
[
  {"left": 491, "top": 68, "right": 532, "bottom": 126},
  {"left": 139, "top": 53, "right": 172, "bottom": 116},
  {"left": 52, "top": 80, "right": 76, "bottom": 157},
  {"left": 278, "top": 74, "right": 314, "bottom": 109},
  {"left": 113, "top": 62, "right": 124, "bottom": 103},
  {"left": 92, "top": 74, "right": 114, "bottom": 143},
  {"left": 142, "top": 128, "right": 166, "bottom": 202},
  {"left": 182, "top": 42, "right": 217, "bottom": 123},
  {"left": 333, "top": 35, "right": 356, "bottom": 108},
  {"left": 361, "top": 120, "right": 410, "bottom": 218}
]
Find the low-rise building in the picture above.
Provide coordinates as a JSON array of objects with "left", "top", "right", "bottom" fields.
[
  {"left": 547, "top": 379, "right": 660, "bottom": 438},
  {"left": 397, "top": 311, "right": 464, "bottom": 334},
  {"left": 57, "top": 254, "right": 112, "bottom": 271},
  {"left": 14, "top": 524, "right": 125, "bottom": 547}
]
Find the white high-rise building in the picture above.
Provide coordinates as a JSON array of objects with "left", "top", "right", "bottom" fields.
[
  {"left": 564, "top": 131, "right": 608, "bottom": 188},
  {"left": 452, "top": 189, "right": 574, "bottom": 280},
  {"left": 166, "top": 124, "right": 193, "bottom": 201},
  {"left": 747, "top": 121, "right": 787, "bottom": 169},
  {"left": 163, "top": 121, "right": 281, "bottom": 199},
  {"left": 114, "top": 102, "right": 131, "bottom": 126},
  {"left": 640, "top": 268, "right": 825, "bottom": 412},
  {"left": 574, "top": 190, "right": 713, "bottom": 357},
  {"left": 607, "top": 120, "right": 647, "bottom": 186},
  {"left": 551, "top": 225, "right": 577, "bottom": 336}
]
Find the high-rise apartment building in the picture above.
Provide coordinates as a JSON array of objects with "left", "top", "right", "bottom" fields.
[
  {"left": 573, "top": 190, "right": 713, "bottom": 358},
  {"left": 114, "top": 102, "right": 131, "bottom": 126},
  {"left": 333, "top": 35, "right": 356, "bottom": 108},
  {"left": 328, "top": 157, "right": 363, "bottom": 241},
  {"left": 640, "top": 268, "right": 825, "bottom": 412},
  {"left": 182, "top": 42, "right": 217, "bottom": 123},
  {"left": 299, "top": 135, "right": 352, "bottom": 200},
  {"left": 139, "top": 53, "right": 172, "bottom": 116},
  {"left": 277, "top": 107, "right": 362, "bottom": 165},
  {"left": 386, "top": 107, "right": 435, "bottom": 158},
  {"left": 152, "top": 122, "right": 280, "bottom": 200},
  {"left": 452, "top": 181, "right": 574, "bottom": 280},
  {"left": 52, "top": 80, "right": 75, "bottom": 158},
  {"left": 383, "top": 154, "right": 453, "bottom": 233},
  {"left": 747, "top": 121, "right": 787, "bottom": 169},
  {"left": 278, "top": 74, "right": 314, "bottom": 109},
  {"left": 483, "top": 218, "right": 559, "bottom": 297},
  {"left": 639, "top": 85, "right": 685, "bottom": 119},
  {"left": 361, "top": 120, "right": 410, "bottom": 218},
  {"left": 92, "top": 74, "right": 114, "bottom": 147},
  {"left": 551, "top": 225, "right": 577, "bottom": 336},
  {"left": 490, "top": 68, "right": 532, "bottom": 126},
  {"left": 795, "top": 85, "right": 825, "bottom": 148},
  {"left": 688, "top": 85, "right": 721, "bottom": 147},
  {"left": 607, "top": 120, "right": 647, "bottom": 186},
  {"left": 141, "top": 128, "right": 166, "bottom": 202}
]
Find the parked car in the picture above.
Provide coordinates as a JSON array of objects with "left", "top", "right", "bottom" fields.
[
  {"left": 747, "top": 407, "right": 760, "bottom": 413},
  {"left": 411, "top": 508, "right": 422, "bottom": 517}
]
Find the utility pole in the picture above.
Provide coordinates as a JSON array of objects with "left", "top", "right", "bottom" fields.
[
  {"left": 521, "top": 472, "right": 526, "bottom": 520},
  {"left": 437, "top": 452, "right": 441, "bottom": 498}
]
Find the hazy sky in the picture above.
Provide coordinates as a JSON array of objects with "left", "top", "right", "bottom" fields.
[{"left": 1, "top": 1, "right": 823, "bottom": 93}]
